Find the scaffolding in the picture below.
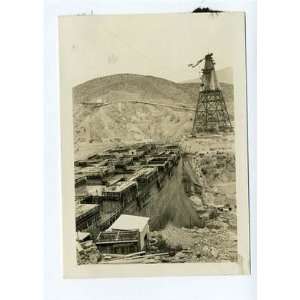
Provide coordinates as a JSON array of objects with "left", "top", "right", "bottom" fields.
[{"left": 190, "top": 53, "right": 232, "bottom": 134}]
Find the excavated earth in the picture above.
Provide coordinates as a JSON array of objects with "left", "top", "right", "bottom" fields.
[{"left": 121, "top": 134, "right": 238, "bottom": 263}]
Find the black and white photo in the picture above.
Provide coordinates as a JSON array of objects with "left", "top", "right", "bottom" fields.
[{"left": 59, "top": 12, "right": 250, "bottom": 277}]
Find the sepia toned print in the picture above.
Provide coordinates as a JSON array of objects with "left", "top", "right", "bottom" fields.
[{"left": 60, "top": 13, "right": 250, "bottom": 277}]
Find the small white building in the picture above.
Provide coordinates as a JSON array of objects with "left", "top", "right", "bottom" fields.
[{"left": 107, "top": 214, "right": 150, "bottom": 250}]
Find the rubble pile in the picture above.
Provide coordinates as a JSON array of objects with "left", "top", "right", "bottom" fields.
[
  {"left": 190, "top": 151, "right": 236, "bottom": 208},
  {"left": 192, "top": 151, "right": 235, "bottom": 185},
  {"left": 152, "top": 221, "right": 237, "bottom": 263},
  {"left": 147, "top": 149, "right": 238, "bottom": 264},
  {"left": 76, "top": 240, "right": 101, "bottom": 265},
  {"left": 90, "top": 215, "right": 237, "bottom": 264}
]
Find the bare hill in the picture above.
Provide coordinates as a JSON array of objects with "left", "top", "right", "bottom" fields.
[
  {"left": 73, "top": 74, "right": 234, "bottom": 158},
  {"left": 217, "top": 67, "right": 233, "bottom": 84},
  {"left": 73, "top": 74, "right": 195, "bottom": 105}
]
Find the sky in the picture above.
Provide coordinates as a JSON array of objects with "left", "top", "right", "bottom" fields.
[{"left": 59, "top": 13, "right": 244, "bottom": 86}]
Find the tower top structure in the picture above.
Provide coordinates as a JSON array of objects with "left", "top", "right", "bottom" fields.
[{"left": 200, "top": 53, "right": 221, "bottom": 91}]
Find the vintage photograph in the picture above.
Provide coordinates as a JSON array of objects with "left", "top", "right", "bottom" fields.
[{"left": 60, "top": 13, "right": 250, "bottom": 276}]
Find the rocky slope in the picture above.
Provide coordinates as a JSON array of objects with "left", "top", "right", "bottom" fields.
[{"left": 73, "top": 74, "right": 234, "bottom": 158}]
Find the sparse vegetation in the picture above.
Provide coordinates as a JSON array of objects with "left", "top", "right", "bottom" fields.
[{"left": 73, "top": 74, "right": 233, "bottom": 160}]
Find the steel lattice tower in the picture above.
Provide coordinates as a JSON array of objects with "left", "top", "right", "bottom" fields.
[{"left": 191, "top": 53, "right": 232, "bottom": 134}]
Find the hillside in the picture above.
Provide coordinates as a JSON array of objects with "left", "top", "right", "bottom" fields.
[
  {"left": 73, "top": 74, "right": 196, "bottom": 105},
  {"left": 217, "top": 67, "right": 233, "bottom": 84},
  {"left": 182, "top": 67, "right": 233, "bottom": 84},
  {"left": 73, "top": 74, "right": 234, "bottom": 159}
]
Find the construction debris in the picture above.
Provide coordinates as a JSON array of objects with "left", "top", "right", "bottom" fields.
[{"left": 77, "top": 240, "right": 101, "bottom": 265}]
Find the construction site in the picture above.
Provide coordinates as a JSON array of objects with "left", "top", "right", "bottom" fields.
[{"left": 74, "top": 53, "right": 237, "bottom": 264}]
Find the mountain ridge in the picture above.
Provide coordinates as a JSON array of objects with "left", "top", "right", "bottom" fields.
[{"left": 181, "top": 67, "right": 233, "bottom": 84}]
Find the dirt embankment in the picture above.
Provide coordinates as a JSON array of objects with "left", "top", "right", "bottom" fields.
[
  {"left": 148, "top": 140, "right": 238, "bottom": 263},
  {"left": 148, "top": 158, "right": 202, "bottom": 230},
  {"left": 138, "top": 151, "right": 233, "bottom": 230}
]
